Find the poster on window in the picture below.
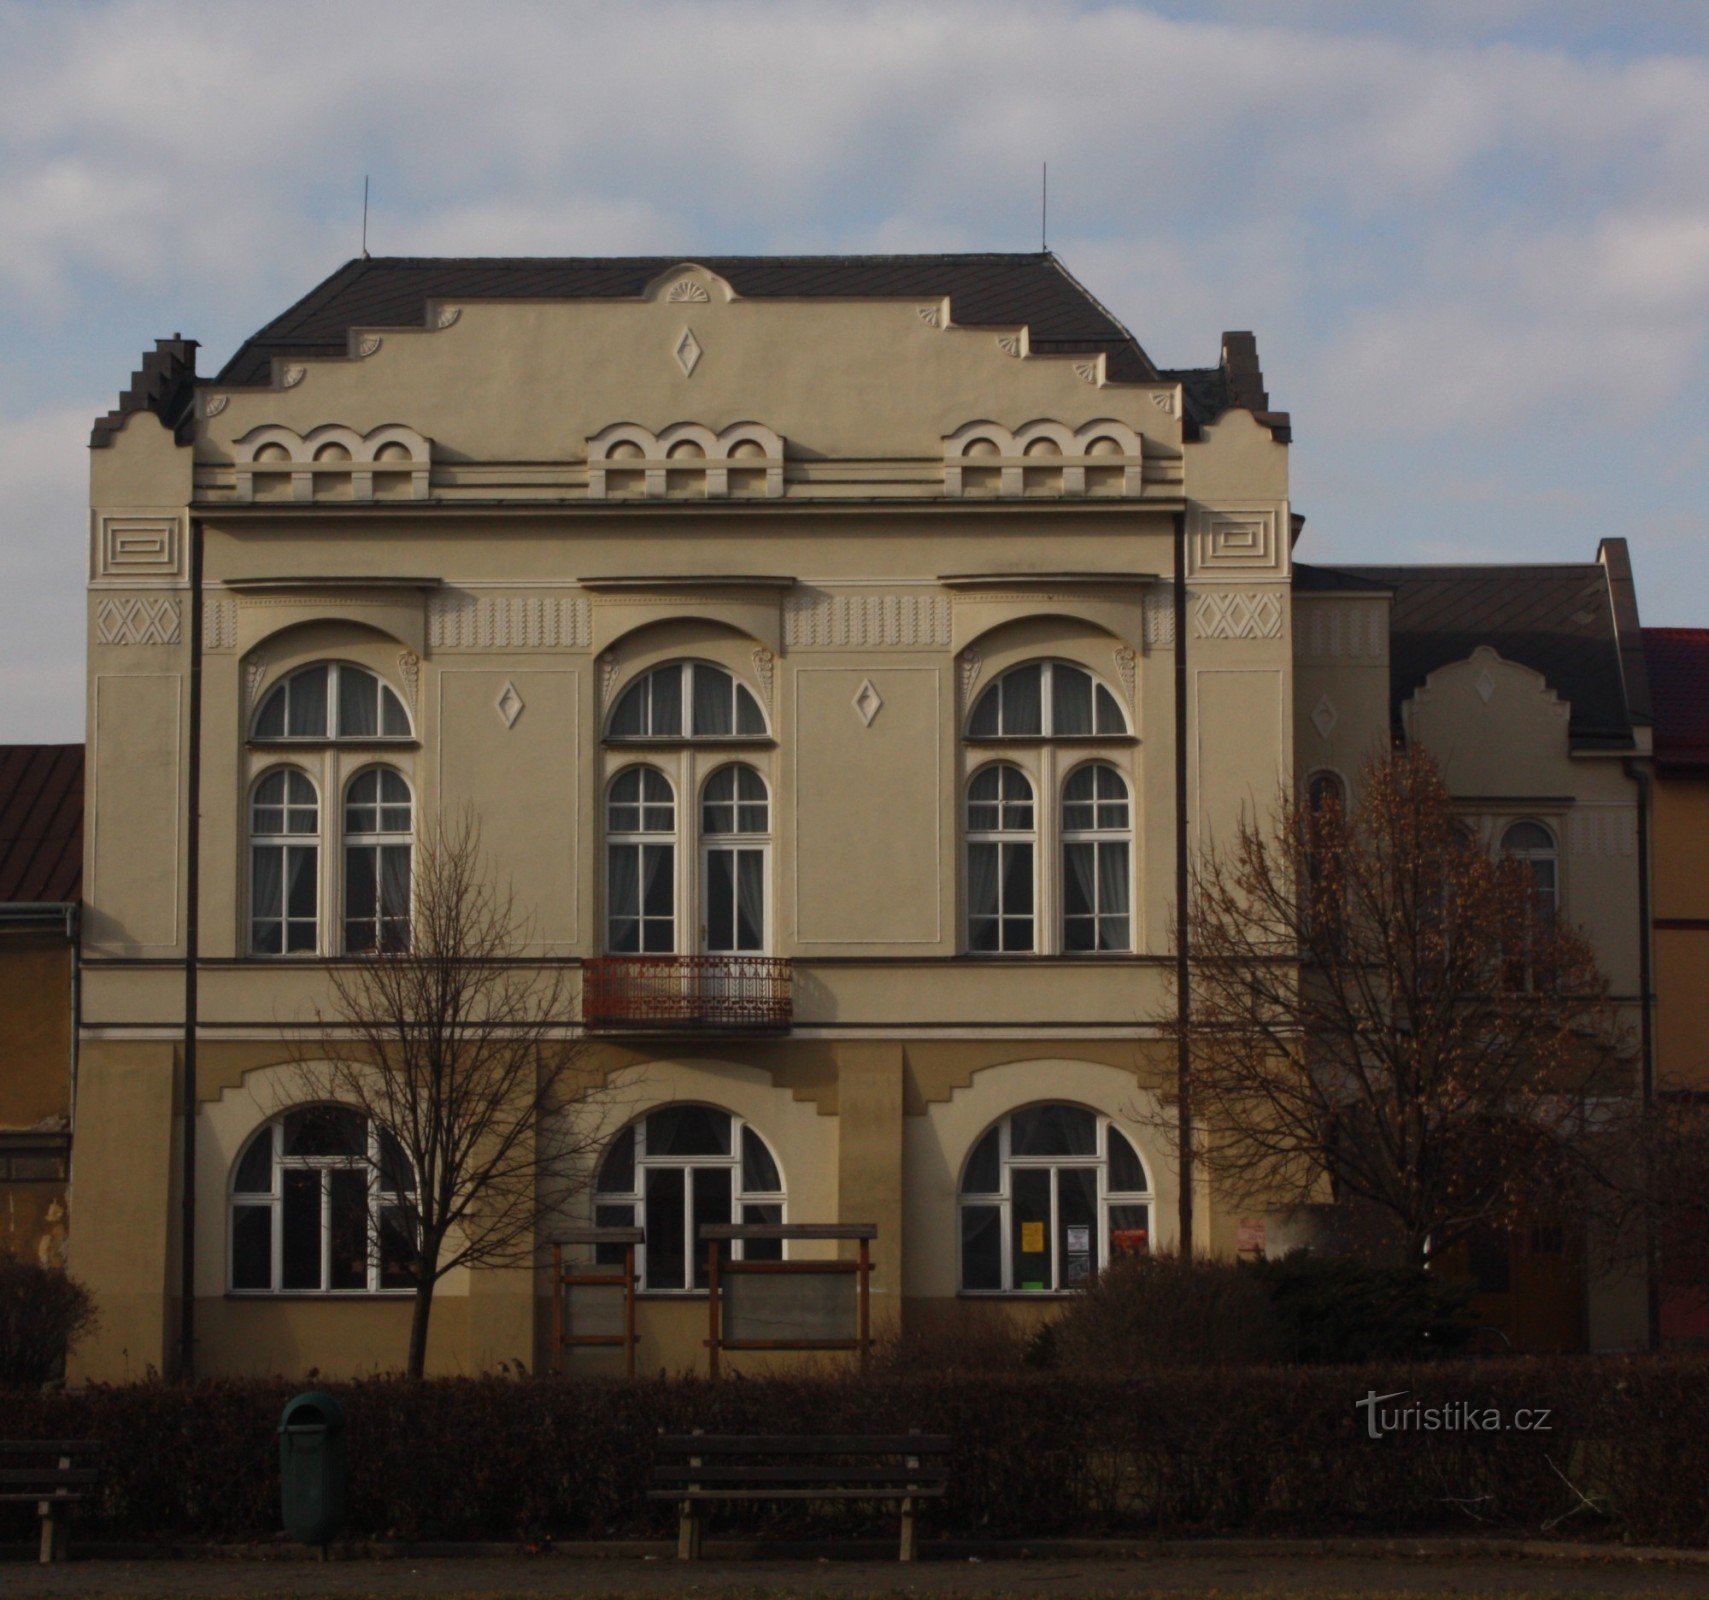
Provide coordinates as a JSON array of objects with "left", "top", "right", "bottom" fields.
[
  {"left": 1111, "top": 1227, "right": 1149, "bottom": 1258},
  {"left": 1064, "top": 1224, "right": 1092, "bottom": 1285}
]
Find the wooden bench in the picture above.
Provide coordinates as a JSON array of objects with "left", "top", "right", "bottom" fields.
[
  {"left": 0, "top": 1440, "right": 100, "bottom": 1563},
  {"left": 651, "top": 1432, "right": 950, "bottom": 1562}
]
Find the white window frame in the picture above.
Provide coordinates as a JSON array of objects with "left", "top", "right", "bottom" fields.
[
  {"left": 966, "top": 659, "right": 1130, "bottom": 740},
  {"left": 1059, "top": 760, "right": 1133, "bottom": 954},
  {"left": 966, "top": 761, "right": 1038, "bottom": 954},
  {"left": 591, "top": 1106, "right": 787, "bottom": 1294},
  {"left": 605, "top": 765, "right": 679, "bottom": 954},
  {"left": 699, "top": 764, "right": 771, "bottom": 954},
  {"left": 340, "top": 765, "right": 414, "bottom": 954},
  {"left": 957, "top": 1105, "right": 1153, "bottom": 1295},
  {"left": 251, "top": 660, "right": 413, "bottom": 743},
  {"left": 227, "top": 1108, "right": 414, "bottom": 1296},
  {"left": 605, "top": 660, "right": 769, "bottom": 742},
  {"left": 248, "top": 765, "right": 321, "bottom": 956}
]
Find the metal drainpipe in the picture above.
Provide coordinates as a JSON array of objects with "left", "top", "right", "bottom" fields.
[
  {"left": 179, "top": 517, "right": 203, "bottom": 1378},
  {"left": 1624, "top": 756, "right": 1659, "bottom": 1351},
  {"left": 1173, "top": 510, "right": 1193, "bottom": 1253}
]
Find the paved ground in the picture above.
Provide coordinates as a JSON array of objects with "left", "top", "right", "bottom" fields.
[{"left": 4, "top": 1550, "right": 1708, "bottom": 1600}]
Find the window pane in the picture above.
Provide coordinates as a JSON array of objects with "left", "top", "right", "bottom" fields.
[
  {"left": 609, "top": 681, "right": 647, "bottom": 737},
  {"left": 706, "top": 849, "right": 734, "bottom": 951},
  {"left": 594, "top": 1203, "right": 635, "bottom": 1266},
  {"left": 1003, "top": 840, "right": 1033, "bottom": 913},
  {"left": 961, "top": 1205, "right": 1002, "bottom": 1289},
  {"left": 1064, "top": 843, "right": 1094, "bottom": 917},
  {"left": 650, "top": 665, "right": 683, "bottom": 735},
  {"left": 285, "top": 1105, "right": 364, "bottom": 1157},
  {"left": 1110, "top": 1203, "right": 1150, "bottom": 1258},
  {"left": 742, "top": 1202, "right": 783, "bottom": 1261},
  {"left": 1011, "top": 1167, "right": 1052, "bottom": 1290},
  {"left": 692, "top": 1166, "right": 733, "bottom": 1287},
  {"left": 1011, "top": 1104, "right": 1096, "bottom": 1156},
  {"left": 254, "top": 685, "right": 286, "bottom": 739},
  {"left": 346, "top": 846, "right": 377, "bottom": 930},
  {"left": 285, "top": 844, "right": 317, "bottom": 918},
  {"left": 1053, "top": 666, "right": 1093, "bottom": 735},
  {"left": 1058, "top": 1167, "right": 1098, "bottom": 1287},
  {"left": 642, "top": 843, "right": 673, "bottom": 916},
  {"left": 329, "top": 1168, "right": 369, "bottom": 1289},
  {"left": 378, "top": 1128, "right": 413, "bottom": 1195},
  {"left": 961, "top": 1126, "right": 1000, "bottom": 1194},
  {"left": 282, "top": 1170, "right": 322, "bottom": 1289},
  {"left": 735, "top": 685, "right": 765, "bottom": 735},
  {"left": 741, "top": 1125, "right": 781, "bottom": 1193},
  {"left": 735, "top": 851, "right": 764, "bottom": 950},
  {"left": 1094, "top": 683, "right": 1124, "bottom": 734},
  {"left": 1108, "top": 1126, "right": 1146, "bottom": 1193},
  {"left": 339, "top": 667, "right": 378, "bottom": 737},
  {"left": 381, "top": 685, "right": 411, "bottom": 737},
  {"left": 232, "top": 1205, "right": 272, "bottom": 1289},
  {"left": 286, "top": 666, "right": 328, "bottom": 738},
  {"left": 644, "top": 1166, "right": 686, "bottom": 1290},
  {"left": 599, "top": 1125, "right": 636, "bottom": 1193},
  {"left": 234, "top": 1129, "right": 273, "bottom": 1194},
  {"left": 968, "top": 685, "right": 1000, "bottom": 738},
  {"left": 692, "top": 666, "right": 733, "bottom": 736},
  {"left": 380, "top": 1205, "right": 415, "bottom": 1288},
  {"left": 1002, "top": 665, "right": 1042, "bottom": 735},
  {"left": 648, "top": 1105, "right": 732, "bottom": 1156}
]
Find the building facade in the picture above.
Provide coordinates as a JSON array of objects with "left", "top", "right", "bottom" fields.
[{"left": 69, "top": 255, "right": 1652, "bottom": 1379}]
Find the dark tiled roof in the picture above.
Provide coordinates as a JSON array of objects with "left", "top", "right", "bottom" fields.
[
  {"left": 1644, "top": 629, "right": 1709, "bottom": 768},
  {"left": 0, "top": 746, "right": 83, "bottom": 903},
  {"left": 1292, "top": 563, "right": 1390, "bottom": 593},
  {"left": 214, "top": 252, "right": 1163, "bottom": 386},
  {"left": 1318, "top": 564, "right": 1634, "bottom": 748}
]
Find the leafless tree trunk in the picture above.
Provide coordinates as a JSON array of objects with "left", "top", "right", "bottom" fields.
[
  {"left": 1157, "top": 748, "right": 1625, "bottom": 1268},
  {"left": 289, "top": 807, "right": 619, "bottom": 1377}
]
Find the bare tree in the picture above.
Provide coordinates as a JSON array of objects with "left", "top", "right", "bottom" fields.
[
  {"left": 1166, "top": 748, "right": 1624, "bottom": 1268},
  {"left": 291, "top": 807, "right": 616, "bottom": 1377}
]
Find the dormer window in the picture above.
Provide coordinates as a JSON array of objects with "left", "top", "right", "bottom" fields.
[
  {"left": 607, "top": 662, "right": 766, "bottom": 741},
  {"left": 253, "top": 663, "right": 411, "bottom": 741}
]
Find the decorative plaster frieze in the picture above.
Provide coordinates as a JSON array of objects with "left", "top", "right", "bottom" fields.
[
  {"left": 427, "top": 592, "right": 591, "bottom": 651},
  {"left": 1113, "top": 646, "right": 1137, "bottom": 705},
  {"left": 1570, "top": 809, "right": 1637, "bottom": 858},
  {"left": 204, "top": 596, "right": 236, "bottom": 651},
  {"left": 959, "top": 648, "right": 982, "bottom": 705},
  {"left": 1193, "top": 589, "right": 1284, "bottom": 640},
  {"left": 600, "top": 652, "right": 620, "bottom": 708},
  {"left": 280, "top": 364, "right": 307, "bottom": 389},
  {"left": 1188, "top": 505, "right": 1282, "bottom": 580},
  {"left": 94, "top": 515, "right": 181, "bottom": 583},
  {"left": 1142, "top": 589, "right": 1175, "bottom": 649},
  {"left": 96, "top": 596, "right": 181, "bottom": 646},
  {"left": 1150, "top": 390, "right": 1176, "bottom": 416},
  {"left": 667, "top": 279, "right": 711, "bottom": 303},
  {"left": 586, "top": 421, "right": 784, "bottom": 500},
  {"left": 434, "top": 306, "right": 461, "bottom": 329},
  {"left": 199, "top": 393, "right": 229, "bottom": 419},
  {"left": 751, "top": 647, "right": 775, "bottom": 709},
  {"left": 231, "top": 423, "right": 430, "bottom": 504},
  {"left": 783, "top": 590, "right": 951, "bottom": 649},
  {"left": 244, "top": 654, "right": 269, "bottom": 713},
  {"left": 1073, "top": 361, "right": 1099, "bottom": 384},
  {"left": 917, "top": 305, "right": 942, "bottom": 328},
  {"left": 996, "top": 335, "right": 1022, "bottom": 357},
  {"left": 1295, "top": 598, "right": 1386, "bottom": 662},
  {"left": 397, "top": 651, "right": 420, "bottom": 707},
  {"left": 355, "top": 334, "right": 382, "bottom": 358}
]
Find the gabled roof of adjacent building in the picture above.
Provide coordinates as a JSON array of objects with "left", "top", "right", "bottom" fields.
[
  {"left": 1643, "top": 628, "right": 1709, "bottom": 769},
  {"left": 0, "top": 745, "right": 84, "bottom": 904},
  {"left": 201, "top": 253, "right": 1287, "bottom": 439},
  {"left": 1295, "top": 558, "right": 1642, "bottom": 749}
]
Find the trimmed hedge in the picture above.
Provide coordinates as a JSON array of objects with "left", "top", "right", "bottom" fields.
[{"left": 2, "top": 1359, "right": 1706, "bottom": 1547}]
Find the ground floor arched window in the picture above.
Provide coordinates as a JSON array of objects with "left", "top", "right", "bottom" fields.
[{"left": 958, "top": 1103, "right": 1151, "bottom": 1292}]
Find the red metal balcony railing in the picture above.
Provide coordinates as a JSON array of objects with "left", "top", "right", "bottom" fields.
[{"left": 582, "top": 955, "right": 793, "bottom": 1033}]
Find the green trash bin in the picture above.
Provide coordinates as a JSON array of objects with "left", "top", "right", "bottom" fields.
[{"left": 279, "top": 1391, "right": 347, "bottom": 1548}]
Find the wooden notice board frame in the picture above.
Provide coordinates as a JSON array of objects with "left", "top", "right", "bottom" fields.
[
  {"left": 700, "top": 1222, "right": 876, "bottom": 1377},
  {"left": 551, "top": 1226, "right": 643, "bottom": 1378}
]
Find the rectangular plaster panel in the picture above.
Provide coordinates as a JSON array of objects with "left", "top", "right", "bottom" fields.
[
  {"left": 1193, "top": 667, "right": 1285, "bottom": 849},
  {"left": 436, "top": 669, "right": 579, "bottom": 951},
  {"left": 90, "top": 673, "right": 182, "bottom": 951},
  {"left": 793, "top": 668, "right": 941, "bottom": 946}
]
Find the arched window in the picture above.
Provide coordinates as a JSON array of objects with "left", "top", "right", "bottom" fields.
[
  {"left": 968, "top": 661, "right": 1127, "bottom": 739},
  {"left": 253, "top": 663, "right": 411, "bottom": 741},
  {"left": 1501, "top": 821, "right": 1558, "bottom": 922},
  {"left": 229, "top": 1105, "right": 414, "bottom": 1294},
  {"left": 343, "top": 768, "right": 412, "bottom": 953},
  {"left": 958, "top": 1104, "right": 1152, "bottom": 1292},
  {"left": 1061, "top": 763, "right": 1131, "bottom": 952},
  {"left": 607, "top": 662, "right": 766, "bottom": 740},
  {"left": 967, "top": 763, "right": 1035, "bottom": 952},
  {"left": 607, "top": 767, "right": 676, "bottom": 953},
  {"left": 700, "top": 765, "right": 769, "bottom": 953},
  {"left": 1307, "top": 770, "right": 1346, "bottom": 816},
  {"left": 593, "top": 1106, "right": 785, "bottom": 1291},
  {"left": 250, "top": 768, "right": 319, "bottom": 955}
]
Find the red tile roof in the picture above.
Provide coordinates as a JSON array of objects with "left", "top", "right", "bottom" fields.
[
  {"left": 1645, "top": 629, "right": 1709, "bottom": 769},
  {"left": 0, "top": 746, "right": 83, "bottom": 903}
]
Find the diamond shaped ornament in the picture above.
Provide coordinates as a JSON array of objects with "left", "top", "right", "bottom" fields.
[
  {"left": 1311, "top": 695, "right": 1338, "bottom": 740},
  {"left": 674, "top": 326, "right": 703, "bottom": 377},
  {"left": 496, "top": 681, "right": 525, "bottom": 728},
  {"left": 853, "top": 679, "right": 883, "bottom": 727},
  {"left": 1476, "top": 669, "right": 1495, "bottom": 704}
]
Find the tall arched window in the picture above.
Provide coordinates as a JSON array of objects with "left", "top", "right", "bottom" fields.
[
  {"left": 1061, "top": 763, "right": 1131, "bottom": 952},
  {"left": 592, "top": 1106, "right": 785, "bottom": 1290},
  {"left": 229, "top": 1105, "right": 414, "bottom": 1293},
  {"left": 253, "top": 662, "right": 411, "bottom": 741},
  {"left": 968, "top": 661, "right": 1127, "bottom": 739},
  {"left": 607, "top": 767, "right": 677, "bottom": 952},
  {"left": 1501, "top": 821, "right": 1558, "bottom": 922},
  {"left": 700, "top": 765, "right": 768, "bottom": 952},
  {"left": 343, "top": 768, "right": 412, "bottom": 953},
  {"left": 250, "top": 768, "right": 319, "bottom": 954},
  {"left": 607, "top": 662, "right": 766, "bottom": 740},
  {"left": 967, "top": 763, "right": 1035, "bottom": 953},
  {"left": 959, "top": 1104, "right": 1152, "bottom": 1292}
]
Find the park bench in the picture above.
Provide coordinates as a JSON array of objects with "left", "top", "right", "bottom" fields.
[
  {"left": 651, "top": 1432, "right": 951, "bottom": 1562},
  {"left": 0, "top": 1440, "right": 101, "bottom": 1563}
]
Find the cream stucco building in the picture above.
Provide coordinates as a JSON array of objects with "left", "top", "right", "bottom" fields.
[{"left": 68, "top": 254, "right": 1653, "bottom": 1379}]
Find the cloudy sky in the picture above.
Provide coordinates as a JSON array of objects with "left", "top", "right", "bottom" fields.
[{"left": 3, "top": 0, "right": 1708, "bottom": 741}]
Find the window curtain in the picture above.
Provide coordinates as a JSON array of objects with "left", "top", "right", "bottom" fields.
[
  {"left": 1053, "top": 668, "right": 1093, "bottom": 735},
  {"left": 693, "top": 668, "right": 733, "bottom": 736},
  {"left": 608, "top": 843, "right": 641, "bottom": 951},
  {"left": 735, "top": 850, "right": 764, "bottom": 950}
]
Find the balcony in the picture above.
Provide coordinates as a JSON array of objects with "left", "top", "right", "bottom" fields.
[{"left": 582, "top": 955, "right": 793, "bottom": 1034}]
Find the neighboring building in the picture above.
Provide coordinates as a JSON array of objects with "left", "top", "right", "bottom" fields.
[
  {"left": 0, "top": 744, "right": 82, "bottom": 1263},
  {"left": 70, "top": 254, "right": 1652, "bottom": 1379},
  {"left": 1642, "top": 626, "right": 1709, "bottom": 1344}
]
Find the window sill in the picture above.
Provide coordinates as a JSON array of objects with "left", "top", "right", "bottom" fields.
[
  {"left": 604, "top": 737, "right": 776, "bottom": 749},
  {"left": 225, "top": 1290, "right": 416, "bottom": 1300},
  {"left": 963, "top": 735, "right": 1137, "bottom": 748},
  {"left": 957, "top": 1289, "right": 1084, "bottom": 1300},
  {"left": 249, "top": 737, "right": 419, "bottom": 750}
]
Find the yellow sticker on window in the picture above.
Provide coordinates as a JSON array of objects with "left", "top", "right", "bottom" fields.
[{"left": 1020, "top": 1220, "right": 1046, "bottom": 1254}]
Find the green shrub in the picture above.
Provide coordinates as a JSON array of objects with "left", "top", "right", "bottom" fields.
[
  {"left": 1253, "top": 1249, "right": 1476, "bottom": 1363},
  {"left": 0, "top": 1253, "right": 97, "bottom": 1388}
]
